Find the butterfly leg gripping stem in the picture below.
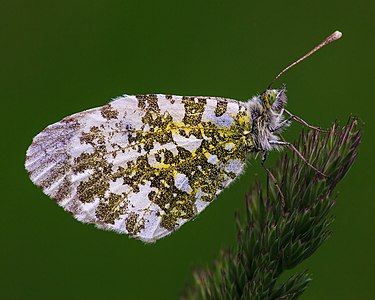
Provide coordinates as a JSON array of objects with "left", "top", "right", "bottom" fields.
[
  {"left": 283, "top": 109, "right": 328, "bottom": 133},
  {"left": 269, "top": 140, "right": 328, "bottom": 178},
  {"left": 261, "top": 151, "right": 285, "bottom": 208}
]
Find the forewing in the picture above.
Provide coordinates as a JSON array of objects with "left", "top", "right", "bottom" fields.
[{"left": 25, "top": 94, "right": 252, "bottom": 242}]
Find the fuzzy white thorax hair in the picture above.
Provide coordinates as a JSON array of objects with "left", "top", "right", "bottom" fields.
[{"left": 247, "top": 89, "right": 288, "bottom": 151}]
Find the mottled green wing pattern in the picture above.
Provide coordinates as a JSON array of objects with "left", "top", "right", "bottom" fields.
[{"left": 25, "top": 94, "right": 253, "bottom": 242}]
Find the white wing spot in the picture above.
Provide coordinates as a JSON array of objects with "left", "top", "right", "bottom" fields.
[{"left": 175, "top": 173, "right": 192, "bottom": 193}]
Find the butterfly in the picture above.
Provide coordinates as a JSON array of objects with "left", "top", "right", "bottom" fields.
[{"left": 25, "top": 31, "right": 341, "bottom": 242}]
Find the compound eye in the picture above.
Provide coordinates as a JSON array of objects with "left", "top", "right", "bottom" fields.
[
  {"left": 267, "top": 91, "right": 276, "bottom": 104},
  {"left": 261, "top": 90, "right": 276, "bottom": 109}
]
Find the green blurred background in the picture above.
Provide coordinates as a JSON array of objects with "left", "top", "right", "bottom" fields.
[{"left": 1, "top": 0, "right": 374, "bottom": 299}]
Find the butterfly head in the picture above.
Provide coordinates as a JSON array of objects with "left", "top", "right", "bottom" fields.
[
  {"left": 247, "top": 84, "right": 288, "bottom": 150},
  {"left": 260, "top": 84, "right": 287, "bottom": 113}
]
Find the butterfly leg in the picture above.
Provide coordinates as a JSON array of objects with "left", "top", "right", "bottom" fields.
[
  {"left": 269, "top": 140, "right": 328, "bottom": 177},
  {"left": 261, "top": 150, "right": 285, "bottom": 208},
  {"left": 283, "top": 109, "right": 328, "bottom": 132},
  {"left": 271, "top": 115, "right": 293, "bottom": 132}
]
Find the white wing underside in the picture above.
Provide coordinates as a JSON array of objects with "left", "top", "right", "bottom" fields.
[{"left": 25, "top": 94, "right": 250, "bottom": 242}]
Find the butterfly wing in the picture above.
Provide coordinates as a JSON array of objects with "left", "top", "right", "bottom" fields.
[{"left": 25, "top": 94, "right": 252, "bottom": 242}]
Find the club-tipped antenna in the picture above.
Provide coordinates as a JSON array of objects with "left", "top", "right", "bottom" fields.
[{"left": 267, "top": 31, "right": 342, "bottom": 89}]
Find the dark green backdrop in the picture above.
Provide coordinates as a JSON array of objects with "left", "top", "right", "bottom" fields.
[{"left": 1, "top": 1, "right": 374, "bottom": 299}]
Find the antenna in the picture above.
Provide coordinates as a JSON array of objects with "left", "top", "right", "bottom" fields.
[{"left": 267, "top": 31, "right": 342, "bottom": 89}]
